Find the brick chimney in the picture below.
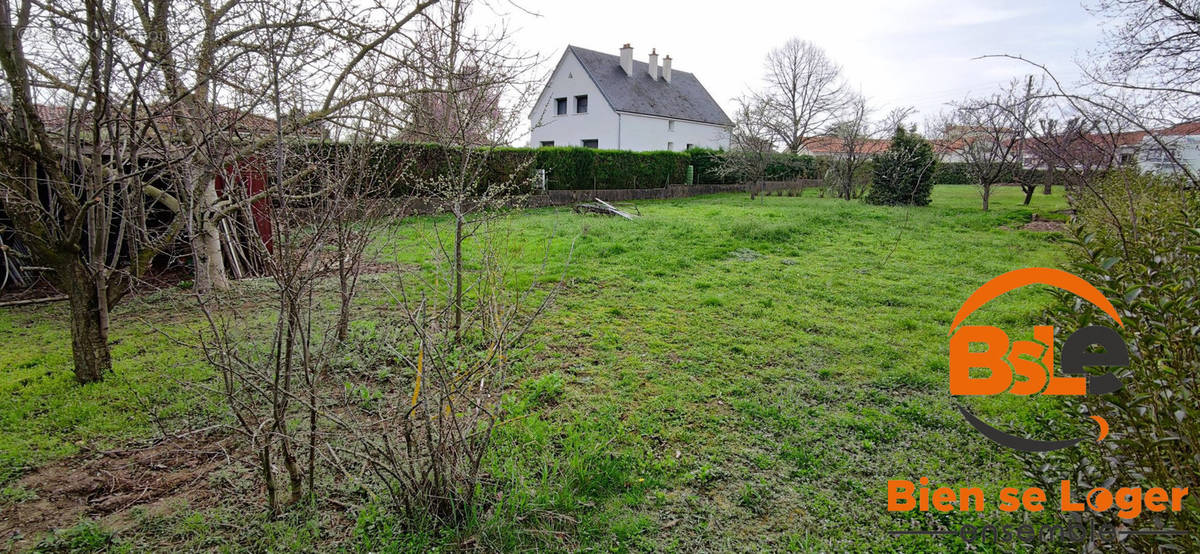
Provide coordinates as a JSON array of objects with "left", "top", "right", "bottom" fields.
[
  {"left": 620, "top": 44, "right": 633, "bottom": 76},
  {"left": 648, "top": 49, "right": 659, "bottom": 81},
  {"left": 662, "top": 55, "right": 672, "bottom": 83}
]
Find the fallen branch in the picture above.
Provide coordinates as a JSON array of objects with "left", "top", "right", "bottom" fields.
[
  {"left": 573, "top": 198, "right": 636, "bottom": 220},
  {"left": 0, "top": 294, "right": 68, "bottom": 308}
]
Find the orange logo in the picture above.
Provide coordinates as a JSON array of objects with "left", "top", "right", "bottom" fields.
[{"left": 949, "top": 268, "right": 1127, "bottom": 451}]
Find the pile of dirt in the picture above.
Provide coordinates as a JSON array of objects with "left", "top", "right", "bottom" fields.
[
  {"left": 1021, "top": 213, "right": 1067, "bottom": 232},
  {"left": 0, "top": 430, "right": 234, "bottom": 550},
  {"left": 1000, "top": 213, "right": 1067, "bottom": 233},
  {"left": 1021, "top": 220, "right": 1067, "bottom": 232}
]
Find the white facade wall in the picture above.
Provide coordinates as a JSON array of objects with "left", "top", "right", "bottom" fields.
[
  {"left": 529, "top": 51, "right": 731, "bottom": 151},
  {"left": 616, "top": 112, "right": 730, "bottom": 151},
  {"left": 1138, "top": 135, "right": 1200, "bottom": 175},
  {"left": 529, "top": 53, "right": 620, "bottom": 149}
]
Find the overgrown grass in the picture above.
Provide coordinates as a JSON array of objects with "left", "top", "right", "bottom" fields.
[{"left": 1, "top": 186, "right": 1077, "bottom": 551}]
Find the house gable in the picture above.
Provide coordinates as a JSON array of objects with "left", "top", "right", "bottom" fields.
[{"left": 528, "top": 45, "right": 732, "bottom": 151}]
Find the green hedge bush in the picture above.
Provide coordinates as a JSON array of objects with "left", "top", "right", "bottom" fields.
[
  {"left": 302, "top": 142, "right": 827, "bottom": 194},
  {"left": 685, "top": 147, "right": 827, "bottom": 184},
  {"left": 868, "top": 128, "right": 937, "bottom": 206},
  {"left": 538, "top": 147, "right": 688, "bottom": 190},
  {"left": 931, "top": 161, "right": 1064, "bottom": 186},
  {"left": 1041, "top": 169, "right": 1199, "bottom": 550}
]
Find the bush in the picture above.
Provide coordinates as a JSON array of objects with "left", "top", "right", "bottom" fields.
[
  {"left": 867, "top": 128, "right": 937, "bottom": 206},
  {"left": 686, "top": 147, "right": 826, "bottom": 185},
  {"left": 930, "top": 162, "right": 973, "bottom": 184},
  {"left": 1043, "top": 169, "right": 1199, "bottom": 550},
  {"left": 685, "top": 147, "right": 725, "bottom": 184},
  {"left": 932, "top": 161, "right": 1064, "bottom": 187},
  {"left": 304, "top": 142, "right": 815, "bottom": 193}
]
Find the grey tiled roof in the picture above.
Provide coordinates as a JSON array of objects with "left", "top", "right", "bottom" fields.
[{"left": 568, "top": 45, "right": 733, "bottom": 127}]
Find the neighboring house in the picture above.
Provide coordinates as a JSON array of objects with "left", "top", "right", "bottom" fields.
[
  {"left": 1138, "top": 121, "right": 1200, "bottom": 175},
  {"left": 529, "top": 45, "right": 732, "bottom": 151},
  {"left": 799, "top": 136, "right": 890, "bottom": 158},
  {"left": 932, "top": 125, "right": 1016, "bottom": 164},
  {"left": 933, "top": 139, "right": 967, "bottom": 163},
  {"left": 1113, "top": 131, "right": 1147, "bottom": 166}
]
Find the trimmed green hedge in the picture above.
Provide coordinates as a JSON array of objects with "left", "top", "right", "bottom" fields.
[
  {"left": 536, "top": 147, "right": 689, "bottom": 190},
  {"left": 348, "top": 143, "right": 691, "bottom": 193},
  {"left": 304, "top": 142, "right": 824, "bottom": 194},
  {"left": 931, "top": 162, "right": 974, "bottom": 185},
  {"left": 931, "top": 162, "right": 1063, "bottom": 186},
  {"left": 685, "top": 147, "right": 827, "bottom": 184}
]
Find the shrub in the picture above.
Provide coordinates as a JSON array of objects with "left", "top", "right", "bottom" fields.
[
  {"left": 1042, "top": 169, "right": 1199, "bottom": 550},
  {"left": 686, "top": 147, "right": 725, "bottom": 184},
  {"left": 867, "top": 128, "right": 937, "bottom": 206},
  {"left": 932, "top": 161, "right": 1065, "bottom": 187},
  {"left": 687, "top": 147, "right": 825, "bottom": 184},
  {"left": 931, "top": 162, "right": 973, "bottom": 184}
]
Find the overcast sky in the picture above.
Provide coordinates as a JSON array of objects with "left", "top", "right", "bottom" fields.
[{"left": 483, "top": 0, "right": 1107, "bottom": 133}]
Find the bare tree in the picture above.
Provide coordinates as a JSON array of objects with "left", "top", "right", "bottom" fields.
[
  {"left": 827, "top": 93, "right": 875, "bottom": 200},
  {"left": 9, "top": 0, "right": 442, "bottom": 295},
  {"left": 320, "top": 132, "right": 402, "bottom": 343},
  {"left": 1010, "top": 76, "right": 1044, "bottom": 205},
  {"left": 1091, "top": 0, "right": 1200, "bottom": 95},
  {"left": 321, "top": 0, "right": 571, "bottom": 527},
  {"left": 0, "top": 0, "right": 448, "bottom": 381},
  {"left": 754, "top": 38, "right": 848, "bottom": 153},
  {"left": 197, "top": 142, "right": 343, "bottom": 514},
  {"left": 0, "top": 0, "right": 184, "bottom": 383},
  {"left": 947, "top": 81, "right": 1036, "bottom": 211},
  {"left": 718, "top": 96, "right": 777, "bottom": 197},
  {"left": 879, "top": 105, "right": 918, "bottom": 136},
  {"left": 400, "top": 0, "right": 538, "bottom": 341}
]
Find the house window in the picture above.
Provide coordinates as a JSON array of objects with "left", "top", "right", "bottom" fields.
[
  {"left": 540, "top": 141, "right": 555, "bottom": 147},
  {"left": 668, "top": 120, "right": 675, "bottom": 131},
  {"left": 555, "top": 97, "right": 567, "bottom": 115},
  {"left": 667, "top": 142, "right": 674, "bottom": 151},
  {"left": 575, "top": 95, "right": 588, "bottom": 114},
  {"left": 686, "top": 143, "right": 694, "bottom": 150},
  {"left": 581, "top": 139, "right": 599, "bottom": 148}
]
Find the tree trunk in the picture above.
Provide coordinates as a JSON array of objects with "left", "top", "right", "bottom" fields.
[
  {"left": 1022, "top": 185, "right": 1036, "bottom": 205},
  {"left": 193, "top": 179, "right": 230, "bottom": 294},
  {"left": 453, "top": 208, "right": 463, "bottom": 341},
  {"left": 981, "top": 185, "right": 991, "bottom": 212},
  {"left": 337, "top": 275, "right": 351, "bottom": 343},
  {"left": 65, "top": 270, "right": 112, "bottom": 384}
]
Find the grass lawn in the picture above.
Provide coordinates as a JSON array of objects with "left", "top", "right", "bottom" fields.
[{"left": 1, "top": 185, "right": 1076, "bottom": 551}]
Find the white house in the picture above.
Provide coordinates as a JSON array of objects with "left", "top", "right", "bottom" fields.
[
  {"left": 529, "top": 45, "right": 732, "bottom": 151},
  {"left": 1138, "top": 122, "right": 1200, "bottom": 175}
]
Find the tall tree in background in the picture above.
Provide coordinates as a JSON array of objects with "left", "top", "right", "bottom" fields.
[
  {"left": 718, "top": 96, "right": 777, "bottom": 196},
  {"left": 403, "top": 0, "right": 537, "bottom": 339},
  {"left": 947, "top": 79, "right": 1036, "bottom": 211},
  {"left": 827, "top": 93, "right": 874, "bottom": 200},
  {"left": 754, "top": 38, "right": 848, "bottom": 153}
]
